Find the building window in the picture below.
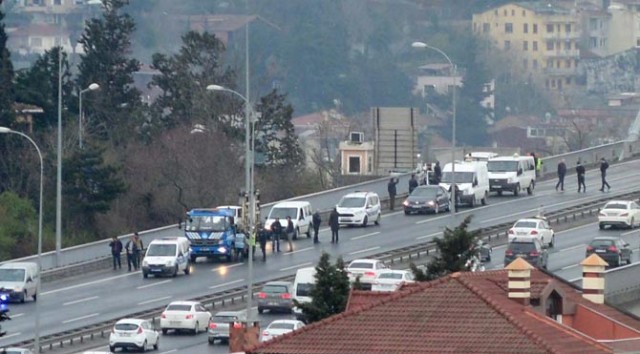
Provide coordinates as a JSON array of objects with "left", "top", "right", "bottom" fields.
[
  {"left": 504, "top": 40, "right": 511, "bottom": 50},
  {"left": 564, "top": 41, "right": 571, "bottom": 50},
  {"left": 566, "top": 77, "right": 571, "bottom": 85},
  {"left": 533, "top": 59, "right": 538, "bottom": 70},
  {"left": 511, "top": 9, "right": 515, "bottom": 16},
  {"left": 54, "top": 0, "right": 62, "bottom": 4},
  {"left": 494, "top": 9, "right": 498, "bottom": 15},
  {"left": 503, "top": 9, "right": 507, "bottom": 16},
  {"left": 348, "top": 156, "right": 361, "bottom": 174},
  {"left": 505, "top": 23, "right": 513, "bottom": 33},
  {"left": 533, "top": 24, "right": 538, "bottom": 33},
  {"left": 565, "top": 59, "right": 571, "bottom": 68},
  {"left": 590, "top": 37, "right": 597, "bottom": 48},
  {"left": 522, "top": 10, "right": 526, "bottom": 16},
  {"left": 565, "top": 24, "right": 571, "bottom": 33},
  {"left": 551, "top": 79, "right": 556, "bottom": 88},
  {"left": 523, "top": 23, "right": 528, "bottom": 33},
  {"left": 533, "top": 41, "right": 538, "bottom": 51},
  {"left": 546, "top": 24, "right": 554, "bottom": 33},
  {"left": 367, "top": 156, "right": 372, "bottom": 173},
  {"left": 547, "top": 59, "right": 554, "bottom": 68},
  {"left": 523, "top": 41, "right": 528, "bottom": 50},
  {"left": 483, "top": 23, "right": 490, "bottom": 33},
  {"left": 589, "top": 18, "right": 598, "bottom": 31},
  {"left": 546, "top": 41, "right": 554, "bottom": 50}
]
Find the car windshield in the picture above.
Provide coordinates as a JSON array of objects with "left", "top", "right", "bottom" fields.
[
  {"left": 296, "top": 283, "right": 315, "bottom": 297},
  {"left": 604, "top": 203, "right": 628, "bottom": 210},
  {"left": 590, "top": 239, "right": 615, "bottom": 247},
  {"left": 338, "top": 197, "right": 366, "bottom": 208},
  {"left": 115, "top": 323, "right": 139, "bottom": 331},
  {"left": 213, "top": 315, "right": 239, "bottom": 323},
  {"left": 508, "top": 242, "right": 537, "bottom": 253},
  {"left": 269, "top": 207, "right": 297, "bottom": 219},
  {"left": 349, "top": 262, "right": 374, "bottom": 269},
  {"left": 263, "top": 285, "right": 288, "bottom": 294},
  {"left": 514, "top": 221, "right": 538, "bottom": 228},
  {"left": 166, "top": 304, "right": 192, "bottom": 311},
  {"left": 186, "top": 215, "right": 229, "bottom": 232},
  {"left": 146, "top": 244, "right": 177, "bottom": 257},
  {"left": 269, "top": 322, "right": 295, "bottom": 330},
  {"left": 378, "top": 272, "right": 404, "bottom": 280},
  {"left": 487, "top": 161, "right": 519, "bottom": 172},
  {"left": 441, "top": 171, "right": 474, "bottom": 183},
  {"left": 411, "top": 188, "right": 438, "bottom": 198},
  {"left": 0, "top": 269, "right": 25, "bottom": 282}
]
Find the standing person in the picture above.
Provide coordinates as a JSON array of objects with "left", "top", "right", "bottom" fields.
[
  {"left": 599, "top": 157, "right": 610, "bottom": 192},
  {"left": 556, "top": 159, "right": 566, "bottom": 192},
  {"left": 312, "top": 210, "right": 322, "bottom": 244},
  {"left": 271, "top": 217, "right": 282, "bottom": 253},
  {"left": 108, "top": 236, "right": 123, "bottom": 270},
  {"left": 124, "top": 235, "right": 136, "bottom": 271},
  {"left": 434, "top": 161, "right": 442, "bottom": 184},
  {"left": 329, "top": 207, "right": 340, "bottom": 243},
  {"left": 387, "top": 177, "right": 398, "bottom": 210},
  {"left": 536, "top": 154, "right": 543, "bottom": 177},
  {"left": 408, "top": 174, "right": 418, "bottom": 194},
  {"left": 285, "top": 216, "right": 295, "bottom": 252},
  {"left": 576, "top": 161, "right": 586, "bottom": 193},
  {"left": 131, "top": 232, "right": 143, "bottom": 270},
  {"left": 257, "top": 224, "right": 268, "bottom": 261}
]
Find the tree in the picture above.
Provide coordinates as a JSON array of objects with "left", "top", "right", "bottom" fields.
[
  {"left": 0, "top": 191, "right": 37, "bottom": 261},
  {"left": 0, "top": 6, "right": 14, "bottom": 128},
  {"left": 411, "top": 215, "right": 481, "bottom": 281},
  {"left": 77, "top": 0, "right": 142, "bottom": 145},
  {"left": 294, "top": 252, "right": 350, "bottom": 323}
]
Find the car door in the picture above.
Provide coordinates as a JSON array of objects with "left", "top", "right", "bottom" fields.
[
  {"left": 540, "top": 220, "right": 552, "bottom": 244},
  {"left": 197, "top": 304, "right": 210, "bottom": 328}
]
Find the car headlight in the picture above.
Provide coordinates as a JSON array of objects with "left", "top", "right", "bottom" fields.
[
  {"left": 218, "top": 247, "right": 227, "bottom": 253},
  {"left": 427, "top": 201, "right": 435, "bottom": 206},
  {"left": 402, "top": 200, "right": 409, "bottom": 206}
]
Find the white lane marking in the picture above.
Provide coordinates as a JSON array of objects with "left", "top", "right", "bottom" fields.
[
  {"left": 351, "top": 232, "right": 380, "bottom": 241},
  {"left": 63, "top": 295, "right": 100, "bottom": 306},
  {"left": 561, "top": 264, "right": 579, "bottom": 270},
  {"left": 137, "top": 279, "right": 173, "bottom": 290},
  {"left": 62, "top": 313, "right": 99, "bottom": 324},
  {"left": 556, "top": 223, "right": 594, "bottom": 234},
  {"left": 138, "top": 296, "right": 172, "bottom": 306},
  {"left": 289, "top": 247, "right": 313, "bottom": 254},
  {"left": 209, "top": 279, "right": 245, "bottom": 290},
  {"left": 41, "top": 271, "right": 140, "bottom": 296},
  {"left": 10, "top": 313, "right": 23, "bottom": 318},
  {"left": 415, "top": 214, "right": 450, "bottom": 224},
  {"left": 159, "top": 350, "right": 177, "bottom": 354},
  {"left": 0, "top": 332, "right": 21, "bottom": 339},
  {"left": 349, "top": 247, "right": 380, "bottom": 256},
  {"left": 280, "top": 262, "right": 312, "bottom": 272},
  {"left": 416, "top": 232, "right": 442, "bottom": 240},
  {"left": 211, "top": 263, "right": 244, "bottom": 272},
  {"left": 555, "top": 244, "right": 586, "bottom": 253},
  {"left": 622, "top": 229, "right": 640, "bottom": 236}
]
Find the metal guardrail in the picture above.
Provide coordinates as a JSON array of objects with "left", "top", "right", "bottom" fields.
[{"left": 10, "top": 189, "right": 639, "bottom": 352}]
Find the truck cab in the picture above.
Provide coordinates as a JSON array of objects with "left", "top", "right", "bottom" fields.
[{"left": 184, "top": 208, "right": 238, "bottom": 262}]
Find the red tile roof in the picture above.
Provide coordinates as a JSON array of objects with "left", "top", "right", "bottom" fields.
[{"left": 246, "top": 269, "right": 640, "bottom": 354}]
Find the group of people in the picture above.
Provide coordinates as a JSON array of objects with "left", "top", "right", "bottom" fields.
[
  {"left": 555, "top": 157, "right": 610, "bottom": 193},
  {"left": 387, "top": 161, "right": 443, "bottom": 211},
  {"left": 108, "top": 232, "right": 145, "bottom": 271}
]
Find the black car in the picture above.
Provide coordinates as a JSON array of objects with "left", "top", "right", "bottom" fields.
[
  {"left": 504, "top": 238, "right": 548, "bottom": 269},
  {"left": 403, "top": 185, "right": 450, "bottom": 215},
  {"left": 586, "top": 236, "right": 632, "bottom": 267}
]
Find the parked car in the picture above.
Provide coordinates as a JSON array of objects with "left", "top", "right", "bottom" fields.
[
  {"left": 371, "top": 270, "right": 415, "bottom": 292},
  {"left": 598, "top": 200, "right": 640, "bottom": 230},
  {"left": 347, "top": 259, "right": 388, "bottom": 290},
  {"left": 257, "top": 281, "right": 294, "bottom": 314},
  {"left": 160, "top": 301, "right": 211, "bottom": 335},
  {"left": 508, "top": 218, "right": 554, "bottom": 247},
  {"left": 261, "top": 320, "right": 305, "bottom": 342},
  {"left": 336, "top": 191, "right": 381, "bottom": 227},
  {"left": 402, "top": 185, "right": 450, "bottom": 215},
  {"left": 504, "top": 238, "right": 548, "bottom": 269},
  {"left": 476, "top": 239, "right": 493, "bottom": 262},
  {"left": 586, "top": 236, "right": 632, "bottom": 267},
  {"left": 208, "top": 311, "right": 245, "bottom": 344},
  {"left": 109, "top": 318, "right": 159, "bottom": 352}
]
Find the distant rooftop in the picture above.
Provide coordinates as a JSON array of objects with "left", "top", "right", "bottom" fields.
[{"left": 517, "top": 1, "right": 572, "bottom": 15}]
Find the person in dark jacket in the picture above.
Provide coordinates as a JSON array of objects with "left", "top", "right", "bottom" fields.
[
  {"left": 434, "top": 161, "right": 442, "bottom": 184},
  {"left": 109, "top": 236, "right": 123, "bottom": 270},
  {"left": 576, "top": 161, "right": 586, "bottom": 193},
  {"left": 124, "top": 235, "right": 140, "bottom": 271},
  {"left": 271, "top": 217, "right": 282, "bottom": 252},
  {"left": 408, "top": 174, "right": 418, "bottom": 194},
  {"left": 285, "top": 216, "right": 295, "bottom": 252},
  {"left": 555, "top": 159, "right": 566, "bottom": 192},
  {"left": 312, "top": 210, "right": 322, "bottom": 244},
  {"left": 387, "top": 177, "right": 399, "bottom": 210},
  {"left": 329, "top": 208, "right": 340, "bottom": 243},
  {"left": 257, "top": 224, "right": 268, "bottom": 261},
  {"left": 599, "top": 158, "right": 610, "bottom": 192}
]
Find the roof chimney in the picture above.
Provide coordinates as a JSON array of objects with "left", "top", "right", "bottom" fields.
[
  {"left": 581, "top": 254, "right": 608, "bottom": 304},
  {"left": 505, "top": 257, "right": 534, "bottom": 305}
]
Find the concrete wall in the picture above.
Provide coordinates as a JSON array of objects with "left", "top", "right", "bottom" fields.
[{"left": 372, "top": 107, "right": 418, "bottom": 174}]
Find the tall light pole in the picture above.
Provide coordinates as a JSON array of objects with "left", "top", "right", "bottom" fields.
[
  {"left": 0, "top": 127, "right": 44, "bottom": 353},
  {"left": 206, "top": 84, "right": 256, "bottom": 322},
  {"left": 78, "top": 83, "right": 100, "bottom": 149},
  {"left": 55, "top": 48, "right": 63, "bottom": 266},
  {"left": 412, "top": 41, "right": 457, "bottom": 219}
]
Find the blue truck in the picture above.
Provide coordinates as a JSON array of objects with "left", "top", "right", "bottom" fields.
[{"left": 184, "top": 208, "right": 244, "bottom": 262}]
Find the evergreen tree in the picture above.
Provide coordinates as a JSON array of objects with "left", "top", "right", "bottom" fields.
[
  {"left": 0, "top": 191, "right": 37, "bottom": 261},
  {"left": 77, "top": 0, "right": 141, "bottom": 145},
  {"left": 294, "top": 252, "right": 350, "bottom": 323},
  {"left": 411, "top": 215, "right": 481, "bottom": 281},
  {"left": 0, "top": 6, "right": 14, "bottom": 128}
]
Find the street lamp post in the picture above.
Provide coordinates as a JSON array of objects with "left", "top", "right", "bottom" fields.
[
  {"left": 0, "top": 127, "right": 44, "bottom": 353},
  {"left": 206, "top": 84, "right": 256, "bottom": 321},
  {"left": 78, "top": 83, "right": 100, "bottom": 149},
  {"left": 412, "top": 41, "right": 457, "bottom": 219}
]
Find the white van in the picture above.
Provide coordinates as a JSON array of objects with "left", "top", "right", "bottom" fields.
[
  {"left": 439, "top": 161, "right": 490, "bottom": 207},
  {"left": 466, "top": 152, "right": 499, "bottom": 162},
  {"left": 264, "top": 201, "right": 313, "bottom": 239},
  {"left": 142, "top": 237, "right": 191, "bottom": 278},
  {"left": 292, "top": 267, "right": 316, "bottom": 321},
  {"left": 336, "top": 191, "right": 381, "bottom": 227},
  {"left": 0, "top": 262, "right": 39, "bottom": 303},
  {"left": 487, "top": 154, "right": 536, "bottom": 196}
]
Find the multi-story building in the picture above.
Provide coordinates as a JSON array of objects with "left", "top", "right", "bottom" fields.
[
  {"left": 472, "top": 2, "right": 580, "bottom": 91},
  {"left": 608, "top": 0, "right": 640, "bottom": 54}
]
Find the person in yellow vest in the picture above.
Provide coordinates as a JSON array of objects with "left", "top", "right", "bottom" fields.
[{"left": 536, "top": 154, "right": 543, "bottom": 177}]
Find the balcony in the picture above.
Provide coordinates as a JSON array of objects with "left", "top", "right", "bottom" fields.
[
  {"left": 543, "top": 49, "right": 580, "bottom": 58},
  {"left": 542, "top": 32, "right": 580, "bottom": 40}
]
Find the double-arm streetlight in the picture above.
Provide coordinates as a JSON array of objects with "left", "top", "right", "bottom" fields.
[
  {"left": 206, "top": 84, "right": 257, "bottom": 322},
  {"left": 78, "top": 83, "right": 100, "bottom": 149},
  {"left": 0, "top": 127, "right": 44, "bottom": 353},
  {"left": 412, "top": 41, "right": 457, "bottom": 218}
]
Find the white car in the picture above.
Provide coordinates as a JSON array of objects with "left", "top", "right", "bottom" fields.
[
  {"left": 109, "top": 318, "right": 159, "bottom": 352},
  {"left": 160, "top": 301, "right": 211, "bottom": 335},
  {"left": 371, "top": 270, "right": 415, "bottom": 292},
  {"left": 260, "top": 319, "right": 305, "bottom": 342},
  {"left": 599, "top": 200, "right": 640, "bottom": 230},
  {"left": 3, "top": 349, "right": 33, "bottom": 354},
  {"left": 336, "top": 191, "right": 381, "bottom": 227},
  {"left": 347, "top": 259, "right": 388, "bottom": 290},
  {"left": 508, "top": 218, "right": 554, "bottom": 247}
]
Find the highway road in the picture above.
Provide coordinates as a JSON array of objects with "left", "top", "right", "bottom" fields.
[{"left": 2, "top": 159, "right": 640, "bottom": 351}]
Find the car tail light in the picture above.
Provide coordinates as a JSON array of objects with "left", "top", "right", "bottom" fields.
[
  {"left": 209, "top": 323, "right": 217, "bottom": 329},
  {"left": 186, "top": 314, "right": 194, "bottom": 319},
  {"left": 529, "top": 251, "right": 539, "bottom": 257},
  {"left": 530, "top": 230, "right": 538, "bottom": 235},
  {"left": 161, "top": 313, "right": 166, "bottom": 319},
  {"left": 505, "top": 249, "right": 513, "bottom": 256},
  {"left": 281, "top": 293, "right": 291, "bottom": 300},
  {"left": 586, "top": 246, "right": 594, "bottom": 252},
  {"left": 137, "top": 326, "right": 143, "bottom": 334},
  {"left": 263, "top": 331, "right": 269, "bottom": 337},
  {"left": 508, "top": 229, "right": 514, "bottom": 235},
  {"left": 258, "top": 292, "right": 267, "bottom": 299},
  {"left": 364, "top": 271, "right": 376, "bottom": 277},
  {"left": 608, "top": 246, "right": 618, "bottom": 253},
  {"left": 621, "top": 213, "right": 629, "bottom": 217}
]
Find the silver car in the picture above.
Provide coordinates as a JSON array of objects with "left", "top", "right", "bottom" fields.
[
  {"left": 208, "top": 311, "right": 245, "bottom": 344},
  {"left": 257, "top": 281, "right": 294, "bottom": 314}
]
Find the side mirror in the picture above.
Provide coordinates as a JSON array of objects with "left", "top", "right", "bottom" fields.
[
  {"left": 472, "top": 180, "right": 478, "bottom": 187},
  {"left": 517, "top": 168, "right": 523, "bottom": 175},
  {"left": 26, "top": 277, "right": 32, "bottom": 283}
]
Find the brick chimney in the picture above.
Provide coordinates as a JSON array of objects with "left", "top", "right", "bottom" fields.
[
  {"left": 505, "top": 257, "right": 534, "bottom": 305},
  {"left": 581, "top": 254, "right": 608, "bottom": 304}
]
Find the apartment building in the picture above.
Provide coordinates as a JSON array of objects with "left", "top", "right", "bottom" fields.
[
  {"left": 608, "top": 0, "right": 640, "bottom": 54},
  {"left": 473, "top": 2, "right": 580, "bottom": 91}
]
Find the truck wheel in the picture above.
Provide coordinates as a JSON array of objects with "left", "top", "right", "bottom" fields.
[
  {"left": 481, "top": 192, "right": 488, "bottom": 206},
  {"left": 362, "top": 216, "right": 368, "bottom": 227},
  {"left": 21, "top": 290, "right": 27, "bottom": 303},
  {"left": 374, "top": 214, "right": 380, "bottom": 225},
  {"left": 172, "top": 265, "right": 178, "bottom": 277},
  {"left": 190, "top": 254, "right": 197, "bottom": 263},
  {"left": 514, "top": 184, "right": 520, "bottom": 196},
  {"left": 306, "top": 227, "right": 311, "bottom": 238},
  {"left": 184, "top": 263, "right": 191, "bottom": 275},
  {"left": 527, "top": 181, "right": 534, "bottom": 195}
]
